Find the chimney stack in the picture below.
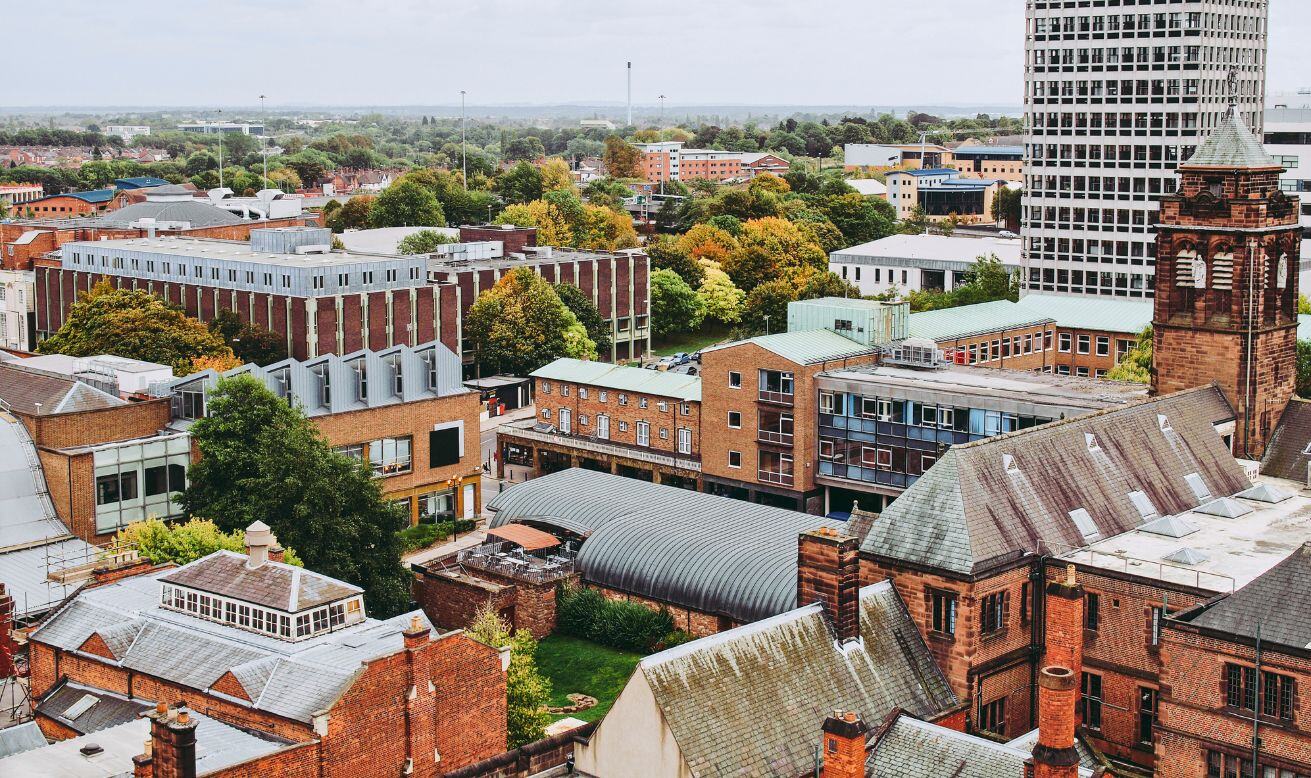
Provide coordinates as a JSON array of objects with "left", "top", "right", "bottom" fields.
[
  {"left": 268, "top": 544, "right": 285, "bottom": 564},
  {"left": 244, "top": 521, "right": 274, "bottom": 569},
  {"left": 403, "top": 614, "right": 431, "bottom": 650},
  {"left": 797, "top": 528, "right": 861, "bottom": 643},
  {"left": 819, "top": 710, "right": 868, "bottom": 778},
  {"left": 144, "top": 702, "right": 198, "bottom": 778},
  {"left": 1032, "top": 565, "right": 1085, "bottom": 778},
  {"left": 0, "top": 583, "right": 15, "bottom": 679}
]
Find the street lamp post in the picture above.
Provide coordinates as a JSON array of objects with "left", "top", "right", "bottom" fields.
[
  {"left": 216, "top": 109, "right": 224, "bottom": 190},
  {"left": 259, "top": 94, "right": 268, "bottom": 189},
  {"left": 460, "top": 90, "right": 468, "bottom": 190}
]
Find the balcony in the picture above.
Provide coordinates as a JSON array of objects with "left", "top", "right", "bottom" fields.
[
  {"left": 757, "top": 390, "right": 794, "bottom": 406},
  {"left": 757, "top": 469, "right": 794, "bottom": 487},
  {"left": 456, "top": 541, "right": 577, "bottom": 585},
  {"left": 757, "top": 429, "right": 794, "bottom": 446}
]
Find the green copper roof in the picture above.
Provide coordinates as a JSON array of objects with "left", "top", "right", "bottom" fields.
[
  {"left": 1183, "top": 109, "right": 1279, "bottom": 169},
  {"left": 907, "top": 300, "right": 1052, "bottom": 342},
  {"left": 1016, "top": 294, "right": 1153, "bottom": 335}
]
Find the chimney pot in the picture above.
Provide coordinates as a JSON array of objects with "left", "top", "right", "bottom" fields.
[
  {"left": 155, "top": 701, "right": 167, "bottom": 715},
  {"left": 843, "top": 711, "right": 857, "bottom": 723}
]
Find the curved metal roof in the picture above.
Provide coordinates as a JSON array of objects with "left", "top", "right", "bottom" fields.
[{"left": 487, "top": 469, "right": 843, "bottom": 623}]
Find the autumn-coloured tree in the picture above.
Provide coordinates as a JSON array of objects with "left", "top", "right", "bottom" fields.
[
  {"left": 465, "top": 267, "right": 597, "bottom": 375},
  {"left": 722, "top": 217, "right": 827, "bottom": 292},
  {"left": 539, "top": 158, "right": 575, "bottom": 193},
  {"left": 602, "top": 135, "right": 643, "bottom": 179},
  {"left": 38, "top": 281, "right": 237, "bottom": 374}
]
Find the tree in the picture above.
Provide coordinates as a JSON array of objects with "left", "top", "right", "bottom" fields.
[
  {"left": 800, "top": 271, "right": 861, "bottom": 300},
  {"left": 581, "top": 178, "right": 631, "bottom": 211},
  {"left": 497, "top": 162, "right": 544, "bottom": 205},
  {"left": 465, "top": 267, "right": 597, "bottom": 375},
  {"left": 281, "top": 148, "right": 335, "bottom": 185},
  {"left": 675, "top": 224, "right": 739, "bottom": 267},
  {"left": 736, "top": 279, "right": 797, "bottom": 338},
  {"left": 646, "top": 235, "right": 705, "bottom": 288},
  {"left": 723, "top": 217, "right": 826, "bottom": 292},
  {"left": 326, "top": 195, "right": 374, "bottom": 232},
  {"left": 367, "top": 181, "right": 445, "bottom": 228},
  {"left": 651, "top": 269, "right": 705, "bottom": 338},
  {"left": 907, "top": 254, "right": 1019, "bottom": 312},
  {"left": 820, "top": 193, "right": 897, "bottom": 246},
  {"left": 116, "top": 518, "right": 303, "bottom": 567},
  {"left": 39, "top": 282, "right": 237, "bottom": 374},
  {"left": 503, "top": 136, "right": 546, "bottom": 163},
  {"left": 465, "top": 607, "right": 552, "bottom": 748},
  {"left": 1108, "top": 326, "right": 1154, "bottom": 384},
  {"left": 991, "top": 186, "right": 1022, "bottom": 230},
  {"left": 208, "top": 311, "right": 288, "bottom": 367},
  {"left": 397, "top": 229, "right": 456, "bottom": 255},
  {"left": 697, "top": 262, "right": 745, "bottom": 325},
  {"left": 539, "top": 158, "right": 575, "bottom": 193},
  {"left": 179, "top": 375, "right": 413, "bottom": 616},
  {"left": 602, "top": 135, "right": 642, "bottom": 179},
  {"left": 497, "top": 200, "right": 573, "bottom": 246},
  {"left": 555, "top": 282, "right": 613, "bottom": 355}
]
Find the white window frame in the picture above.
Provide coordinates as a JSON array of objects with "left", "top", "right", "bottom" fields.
[
  {"left": 636, "top": 421, "right": 650, "bottom": 447},
  {"left": 596, "top": 414, "right": 610, "bottom": 440},
  {"left": 677, "top": 427, "right": 692, "bottom": 455}
]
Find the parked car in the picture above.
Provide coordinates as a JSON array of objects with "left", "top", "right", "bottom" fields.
[{"left": 997, "top": 230, "right": 1018, "bottom": 239}]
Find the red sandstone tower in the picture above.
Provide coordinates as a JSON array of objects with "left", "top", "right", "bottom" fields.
[{"left": 1152, "top": 100, "right": 1301, "bottom": 458}]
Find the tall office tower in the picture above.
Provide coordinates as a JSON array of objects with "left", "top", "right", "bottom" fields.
[{"left": 1022, "top": 1, "right": 1268, "bottom": 298}]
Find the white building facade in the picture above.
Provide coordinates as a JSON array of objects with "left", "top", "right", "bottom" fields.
[
  {"left": 1022, "top": 0, "right": 1268, "bottom": 298},
  {"left": 0, "top": 270, "right": 35, "bottom": 351},
  {"left": 1264, "top": 107, "right": 1311, "bottom": 231}
]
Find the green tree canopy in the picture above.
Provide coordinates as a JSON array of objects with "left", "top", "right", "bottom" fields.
[
  {"left": 179, "top": 375, "right": 412, "bottom": 616},
  {"left": 326, "top": 195, "right": 374, "bottom": 232},
  {"left": 116, "top": 518, "right": 303, "bottom": 567},
  {"left": 645, "top": 235, "right": 705, "bottom": 288},
  {"left": 39, "top": 282, "right": 237, "bottom": 374},
  {"left": 906, "top": 254, "right": 1018, "bottom": 312},
  {"left": 651, "top": 268, "right": 706, "bottom": 338},
  {"left": 367, "top": 181, "right": 445, "bottom": 228},
  {"left": 465, "top": 267, "right": 597, "bottom": 375},
  {"left": 208, "top": 310, "right": 288, "bottom": 367},
  {"left": 722, "top": 217, "right": 827, "bottom": 292},
  {"left": 736, "top": 279, "right": 797, "bottom": 339},
  {"left": 466, "top": 607, "right": 552, "bottom": 748},
  {"left": 397, "top": 229, "right": 457, "bottom": 255},
  {"left": 554, "top": 282, "right": 613, "bottom": 355},
  {"left": 1108, "top": 326, "right": 1153, "bottom": 384},
  {"left": 497, "top": 162, "right": 544, "bottom": 205}
]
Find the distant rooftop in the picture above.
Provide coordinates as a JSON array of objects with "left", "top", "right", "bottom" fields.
[
  {"left": 949, "top": 145, "right": 1025, "bottom": 157},
  {"left": 703, "top": 329, "right": 876, "bottom": 365},
  {"left": 831, "top": 233, "right": 1020, "bottom": 266},
  {"left": 532, "top": 357, "right": 700, "bottom": 402},
  {"left": 889, "top": 168, "right": 958, "bottom": 177},
  {"left": 427, "top": 243, "right": 644, "bottom": 272},
  {"left": 908, "top": 300, "right": 1053, "bottom": 342},
  {"left": 0, "top": 361, "right": 126, "bottom": 415},
  {"left": 27, "top": 188, "right": 115, "bottom": 205}
]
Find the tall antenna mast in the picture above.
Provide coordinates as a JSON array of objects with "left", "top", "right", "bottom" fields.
[{"left": 626, "top": 62, "right": 632, "bottom": 127}]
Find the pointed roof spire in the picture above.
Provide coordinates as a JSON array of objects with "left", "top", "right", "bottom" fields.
[{"left": 1182, "top": 69, "right": 1279, "bottom": 170}]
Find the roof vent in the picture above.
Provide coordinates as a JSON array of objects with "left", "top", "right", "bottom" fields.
[
  {"left": 64, "top": 693, "right": 100, "bottom": 720},
  {"left": 1003, "top": 453, "right": 1019, "bottom": 474},
  {"left": 79, "top": 744, "right": 104, "bottom": 757},
  {"left": 1158, "top": 414, "right": 1172, "bottom": 433},
  {"left": 1069, "top": 508, "right": 1102, "bottom": 543},
  {"left": 1193, "top": 497, "right": 1254, "bottom": 519},
  {"left": 1163, "top": 547, "right": 1210, "bottom": 566}
]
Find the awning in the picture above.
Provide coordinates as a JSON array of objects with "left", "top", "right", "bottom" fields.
[{"left": 487, "top": 523, "right": 561, "bottom": 551}]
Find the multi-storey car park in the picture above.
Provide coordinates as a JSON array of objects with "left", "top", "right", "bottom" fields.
[{"left": 1022, "top": 0, "right": 1268, "bottom": 298}]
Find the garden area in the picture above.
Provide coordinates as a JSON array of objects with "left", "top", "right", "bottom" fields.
[
  {"left": 651, "top": 323, "right": 732, "bottom": 358},
  {"left": 396, "top": 518, "right": 477, "bottom": 552},
  {"left": 535, "top": 635, "right": 642, "bottom": 723}
]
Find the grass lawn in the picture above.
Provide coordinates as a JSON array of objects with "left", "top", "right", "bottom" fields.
[
  {"left": 535, "top": 635, "right": 643, "bottom": 723},
  {"left": 651, "top": 323, "right": 732, "bottom": 357}
]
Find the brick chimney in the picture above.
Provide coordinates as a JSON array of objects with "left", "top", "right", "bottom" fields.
[
  {"left": 145, "top": 701, "right": 198, "bottom": 778},
  {"left": 244, "top": 521, "right": 273, "bottom": 569},
  {"left": 403, "top": 614, "right": 431, "bottom": 650},
  {"left": 798, "top": 528, "right": 861, "bottom": 642},
  {"left": 820, "top": 710, "right": 868, "bottom": 778},
  {"left": 1033, "top": 564, "right": 1085, "bottom": 778},
  {"left": 0, "top": 583, "right": 14, "bottom": 678}
]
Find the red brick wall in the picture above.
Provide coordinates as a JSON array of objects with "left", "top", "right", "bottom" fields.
[
  {"left": 533, "top": 376, "right": 699, "bottom": 459},
  {"left": 18, "top": 398, "right": 171, "bottom": 450},
  {"left": 458, "top": 226, "right": 537, "bottom": 255},
  {"left": 937, "top": 324, "right": 1054, "bottom": 372},
  {"left": 413, "top": 568, "right": 517, "bottom": 634}
]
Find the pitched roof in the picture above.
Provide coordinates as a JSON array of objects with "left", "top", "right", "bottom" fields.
[
  {"left": 531, "top": 358, "right": 701, "bottom": 402},
  {"left": 1184, "top": 109, "right": 1280, "bottom": 169},
  {"left": 96, "top": 198, "right": 244, "bottom": 229},
  {"left": 0, "top": 411, "right": 71, "bottom": 552},
  {"left": 862, "top": 386, "right": 1246, "bottom": 576},
  {"left": 487, "top": 468, "right": 847, "bottom": 623},
  {"left": 638, "top": 582, "right": 957, "bottom": 777},
  {"left": 0, "top": 722, "right": 45, "bottom": 760},
  {"left": 28, "top": 188, "right": 115, "bottom": 205},
  {"left": 113, "top": 176, "right": 171, "bottom": 190},
  {"left": 702, "top": 329, "right": 876, "bottom": 365},
  {"left": 1016, "top": 294, "right": 1154, "bottom": 335},
  {"left": 159, "top": 550, "right": 361, "bottom": 612},
  {"left": 908, "top": 300, "right": 1052, "bottom": 342},
  {"left": 868, "top": 714, "right": 1094, "bottom": 778},
  {"left": 0, "top": 363, "right": 126, "bottom": 415},
  {"left": 30, "top": 570, "right": 438, "bottom": 723},
  {"left": 1262, "top": 398, "right": 1311, "bottom": 482},
  {"left": 35, "top": 680, "right": 152, "bottom": 735},
  {"left": 1184, "top": 543, "right": 1311, "bottom": 648}
]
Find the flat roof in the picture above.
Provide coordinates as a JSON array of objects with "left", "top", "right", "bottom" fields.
[
  {"left": 702, "top": 329, "right": 876, "bottom": 365},
  {"left": 1060, "top": 475, "right": 1311, "bottom": 593},
  {"left": 428, "top": 245, "right": 642, "bottom": 272},
  {"left": 65, "top": 235, "right": 403, "bottom": 269},
  {"left": 831, "top": 233, "right": 1020, "bottom": 266},
  {"left": 950, "top": 145, "right": 1025, "bottom": 156},
  {"left": 818, "top": 363, "right": 1146, "bottom": 410}
]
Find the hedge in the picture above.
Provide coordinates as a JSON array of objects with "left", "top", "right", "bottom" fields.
[
  {"left": 556, "top": 584, "right": 691, "bottom": 653},
  {"left": 397, "top": 518, "right": 477, "bottom": 552}
]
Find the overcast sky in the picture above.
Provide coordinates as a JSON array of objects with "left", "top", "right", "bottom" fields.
[{"left": 10, "top": 0, "right": 1311, "bottom": 109}]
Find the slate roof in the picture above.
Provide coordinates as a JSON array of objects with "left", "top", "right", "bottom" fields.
[
  {"left": 908, "top": 300, "right": 1053, "bottom": 342},
  {"left": 486, "top": 468, "right": 846, "bottom": 623},
  {"left": 701, "top": 329, "right": 876, "bottom": 365},
  {"left": 1185, "top": 542, "right": 1311, "bottom": 649},
  {"left": 29, "top": 567, "right": 437, "bottom": 723},
  {"left": 96, "top": 198, "right": 244, "bottom": 229},
  {"left": 27, "top": 188, "right": 115, "bottom": 205},
  {"left": 0, "top": 363, "right": 126, "bottom": 415},
  {"left": 867, "top": 714, "right": 1094, "bottom": 778},
  {"left": 638, "top": 581, "right": 957, "bottom": 777},
  {"left": 159, "top": 550, "right": 361, "bottom": 612},
  {"left": 862, "top": 386, "right": 1246, "bottom": 576},
  {"left": 36, "top": 680, "right": 152, "bottom": 735},
  {"left": 532, "top": 357, "right": 701, "bottom": 401},
  {"left": 1262, "top": 398, "right": 1311, "bottom": 482},
  {"left": 1184, "top": 109, "right": 1280, "bottom": 169}
]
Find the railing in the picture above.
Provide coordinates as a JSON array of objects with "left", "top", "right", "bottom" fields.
[
  {"left": 498, "top": 419, "right": 701, "bottom": 472},
  {"left": 757, "top": 429, "right": 794, "bottom": 446},
  {"left": 758, "top": 390, "right": 794, "bottom": 405},
  {"left": 757, "top": 469, "right": 794, "bottom": 487},
  {"left": 1063, "top": 548, "right": 1235, "bottom": 593},
  {"left": 457, "top": 541, "right": 576, "bottom": 584}
]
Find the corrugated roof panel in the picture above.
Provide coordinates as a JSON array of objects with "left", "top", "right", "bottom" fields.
[
  {"left": 702, "top": 329, "right": 876, "bottom": 365},
  {"left": 531, "top": 358, "right": 701, "bottom": 401},
  {"left": 1015, "top": 294, "right": 1153, "bottom": 335},
  {"left": 908, "top": 300, "right": 1053, "bottom": 342}
]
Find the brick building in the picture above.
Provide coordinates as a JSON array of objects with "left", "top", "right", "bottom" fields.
[
  {"left": 497, "top": 357, "right": 701, "bottom": 489},
  {"left": 1158, "top": 543, "right": 1311, "bottom": 778},
  {"left": 1151, "top": 107, "right": 1302, "bottom": 459},
  {"left": 158, "top": 339, "right": 483, "bottom": 525},
  {"left": 16, "top": 524, "right": 508, "bottom": 777},
  {"left": 632, "top": 141, "right": 789, "bottom": 183},
  {"left": 20, "top": 188, "right": 125, "bottom": 219}
]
